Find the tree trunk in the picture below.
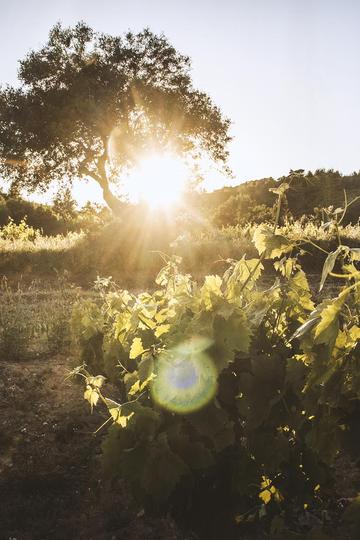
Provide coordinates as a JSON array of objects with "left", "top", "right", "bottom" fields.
[
  {"left": 102, "top": 183, "right": 125, "bottom": 215},
  {"left": 85, "top": 168, "right": 125, "bottom": 215}
]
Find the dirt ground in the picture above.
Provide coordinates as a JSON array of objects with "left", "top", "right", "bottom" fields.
[
  {"left": 0, "top": 354, "right": 183, "bottom": 540},
  {"left": 1, "top": 354, "right": 359, "bottom": 540}
]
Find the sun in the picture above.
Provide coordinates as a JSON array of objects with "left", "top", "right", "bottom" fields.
[{"left": 126, "top": 152, "right": 189, "bottom": 208}]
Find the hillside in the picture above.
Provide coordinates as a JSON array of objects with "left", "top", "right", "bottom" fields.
[{"left": 188, "top": 169, "right": 360, "bottom": 227}]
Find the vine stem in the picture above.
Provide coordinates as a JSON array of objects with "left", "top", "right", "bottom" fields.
[{"left": 239, "top": 190, "right": 284, "bottom": 294}]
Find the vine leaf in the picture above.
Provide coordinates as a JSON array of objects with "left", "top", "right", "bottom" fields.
[
  {"left": 314, "top": 295, "right": 347, "bottom": 346},
  {"left": 200, "top": 275, "right": 223, "bottom": 310},
  {"left": 213, "top": 313, "right": 251, "bottom": 369},
  {"left": 259, "top": 476, "right": 283, "bottom": 504},
  {"left": 154, "top": 324, "right": 170, "bottom": 337},
  {"left": 84, "top": 375, "right": 106, "bottom": 411},
  {"left": 319, "top": 247, "right": 343, "bottom": 291},
  {"left": 290, "top": 313, "right": 320, "bottom": 341},
  {"left": 129, "top": 337, "right": 146, "bottom": 359},
  {"left": 105, "top": 399, "right": 134, "bottom": 427},
  {"left": 253, "top": 227, "right": 292, "bottom": 259},
  {"left": 84, "top": 385, "right": 99, "bottom": 411}
]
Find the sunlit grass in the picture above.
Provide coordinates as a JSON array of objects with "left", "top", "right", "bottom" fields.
[
  {"left": 0, "top": 219, "right": 359, "bottom": 290},
  {"left": 0, "top": 231, "right": 84, "bottom": 253},
  {"left": 186, "top": 222, "right": 360, "bottom": 243}
]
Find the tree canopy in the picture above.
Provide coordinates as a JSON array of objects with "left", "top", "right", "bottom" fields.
[{"left": 0, "top": 22, "right": 231, "bottom": 212}]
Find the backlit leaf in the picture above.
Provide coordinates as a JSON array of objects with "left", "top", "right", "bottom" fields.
[
  {"left": 319, "top": 247, "right": 342, "bottom": 292},
  {"left": 129, "top": 337, "right": 146, "bottom": 359}
]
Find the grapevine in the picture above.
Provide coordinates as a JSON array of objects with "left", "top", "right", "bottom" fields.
[{"left": 70, "top": 187, "right": 360, "bottom": 538}]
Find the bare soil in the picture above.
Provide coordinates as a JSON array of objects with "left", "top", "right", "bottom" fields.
[
  {"left": 0, "top": 354, "right": 359, "bottom": 540},
  {"left": 0, "top": 355, "right": 183, "bottom": 540}
]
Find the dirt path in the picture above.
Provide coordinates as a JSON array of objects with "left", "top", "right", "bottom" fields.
[{"left": 0, "top": 355, "right": 182, "bottom": 540}]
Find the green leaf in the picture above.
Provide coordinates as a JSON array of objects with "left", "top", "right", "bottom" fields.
[
  {"left": 319, "top": 247, "right": 342, "bottom": 292},
  {"left": 123, "top": 402, "right": 162, "bottom": 441},
  {"left": 128, "top": 373, "right": 155, "bottom": 395},
  {"left": 214, "top": 313, "right": 251, "bottom": 354},
  {"left": 314, "top": 295, "right": 346, "bottom": 346},
  {"left": 259, "top": 476, "right": 283, "bottom": 504},
  {"left": 121, "top": 433, "right": 188, "bottom": 504},
  {"left": 138, "top": 353, "right": 154, "bottom": 382},
  {"left": 83, "top": 374, "right": 106, "bottom": 411},
  {"left": 253, "top": 227, "right": 292, "bottom": 259},
  {"left": 188, "top": 404, "right": 235, "bottom": 452},
  {"left": 105, "top": 399, "right": 134, "bottom": 427},
  {"left": 224, "top": 257, "right": 264, "bottom": 298},
  {"left": 200, "top": 275, "right": 223, "bottom": 310},
  {"left": 291, "top": 313, "right": 320, "bottom": 341}
]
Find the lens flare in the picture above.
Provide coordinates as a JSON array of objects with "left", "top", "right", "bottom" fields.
[{"left": 151, "top": 337, "right": 217, "bottom": 414}]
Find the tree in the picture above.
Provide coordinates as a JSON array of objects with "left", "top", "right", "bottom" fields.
[
  {"left": 52, "top": 187, "right": 77, "bottom": 220},
  {"left": 0, "top": 22, "right": 231, "bottom": 213}
]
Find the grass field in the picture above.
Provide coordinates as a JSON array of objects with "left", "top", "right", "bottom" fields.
[{"left": 1, "top": 219, "right": 359, "bottom": 287}]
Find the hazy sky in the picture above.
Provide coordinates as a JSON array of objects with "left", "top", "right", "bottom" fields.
[{"left": 1, "top": 0, "right": 360, "bottom": 201}]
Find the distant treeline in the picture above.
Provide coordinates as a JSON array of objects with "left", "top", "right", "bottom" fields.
[
  {"left": 0, "top": 189, "right": 109, "bottom": 234},
  {"left": 187, "top": 169, "right": 360, "bottom": 227},
  {"left": 1, "top": 169, "right": 359, "bottom": 235}
]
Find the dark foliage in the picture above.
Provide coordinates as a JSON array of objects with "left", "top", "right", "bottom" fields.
[
  {"left": 0, "top": 22, "right": 231, "bottom": 213},
  {"left": 187, "top": 169, "right": 360, "bottom": 227}
]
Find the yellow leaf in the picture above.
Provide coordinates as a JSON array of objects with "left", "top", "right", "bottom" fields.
[
  {"left": 128, "top": 380, "right": 141, "bottom": 395},
  {"left": 155, "top": 324, "right": 170, "bottom": 338},
  {"left": 201, "top": 275, "right": 222, "bottom": 309},
  {"left": 349, "top": 325, "right": 360, "bottom": 342},
  {"left": 84, "top": 385, "right": 99, "bottom": 411},
  {"left": 87, "top": 375, "right": 106, "bottom": 388},
  {"left": 105, "top": 398, "right": 134, "bottom": 427},
  {"left": 109, "top": 407, "right": 134, "bottom": 427},
  {"left": 128, "top": 373, "right": 156, "bottom": 395},
  {"left": 315, "top": 295, "right": 346, "bottom": 345},
  {"left": 129, "top": 337, "right": 145, "bottom": 359},
  {"left": 259, "top": 476, "right": 283, "bottom": 504},
  {"left": 253, "top": 227, "right": 292, "bottom": 259}
]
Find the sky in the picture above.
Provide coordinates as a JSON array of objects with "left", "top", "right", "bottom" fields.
[{"left": 1, "top": 0, "right": 360, "bottom": 204}]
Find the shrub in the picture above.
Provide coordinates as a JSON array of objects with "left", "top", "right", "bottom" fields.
[
  {"left": 70, "top": 187, "right": 360, "bottom": 538},
  {"left": 0, "top": 216, "right": 40, "bottom": 241}
]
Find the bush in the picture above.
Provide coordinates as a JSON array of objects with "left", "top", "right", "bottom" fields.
[
  {"left": 0, "top": 216, "right": 40, "bottom": 241},
  {"left": 4, "top": 196, "right": 68, "bottom": 235},
  {"left": 70, "top": 186, "right": 360, "bottom": 538},
  {"left": 71, "top": 252, "right": 360, "bottom": 537}
]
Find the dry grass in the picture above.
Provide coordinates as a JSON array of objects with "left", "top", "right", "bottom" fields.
[
  {"left": 0, "top": 231, "right": 84, "bottom": 253},
  {"left": 0, "top": 220, "right": 359, "bottom": 289},
  {"left": 0, "top": 277, "right": 82, "bottom": 360}
]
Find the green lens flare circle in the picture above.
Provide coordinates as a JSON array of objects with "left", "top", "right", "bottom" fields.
[{"left": 151, "top": 346, "right": 218, "bottom": 414}]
